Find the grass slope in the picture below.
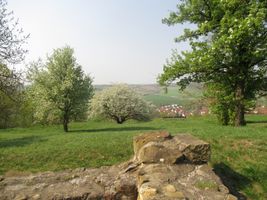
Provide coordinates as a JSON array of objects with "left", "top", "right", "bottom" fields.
[
  {"left": 95, "top": 84, "right": 203, "bottom": 106},
  {"left": 95, "top": 84, "right": 267, "bottom": 108},
  {"left": 142, "top": 84, "right": 203, "bottom": 106},
  {"left": 0, "top": 115, "right": 266, "bottom": 199}
]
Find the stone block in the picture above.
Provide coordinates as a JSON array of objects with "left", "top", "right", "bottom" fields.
[
  {"left": 174, "top": 134, "right": 211, "bottom": 163},
  {"left": 137, "top": 142, "right": 184, "bottom": 164},
  {"left": 135, "top": 132, "right": 210, "bottom": 164},
  {"left": 133, "top": 131, "right": 171, "bottom": 155}
]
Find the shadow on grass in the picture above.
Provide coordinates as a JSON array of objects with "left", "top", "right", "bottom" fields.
[
  {"left": 213, "top": 163, "right": 250, "bottom": 200},
  {"left": 69, "top": 126, "right": 159, "bottom": 133},
  {"left": 0, "top": 136, "right": 46, "bottom": 148},
  {"left": 246, "top": 120, "right": 267, "bottom": 124}
]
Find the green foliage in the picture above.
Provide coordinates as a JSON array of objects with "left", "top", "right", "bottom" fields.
[
  {"left": 0, "top": 64, "right": 33, "bottom": 128},
  {"left": 0, "top": 0, "right": 28, "bottom": 64},
  {"left": 90, "top": 84, "right": 155, "bottom": 124},
  {"left": 0, "top": 90, "right": 33, "bottom": 129},
  {"left": 27, "top": 46, "right": 94, "bottom": 131},
  {"left": 204, "top": 83, "right": 233, "bottom": 125},
  {"left": 0, "top": 0, "right": 30, "bottom": 128},
  {"left": 0, "top": 91, "right": 19, "bottom": 128},
  {"left": 158, "top": 0, "right": 267, "bottom": 126},
  {"left": 0, "top": 116, "right": 266, "bottom": 199},
  {"left": 0, "top": 0, "right": 28, "bottom": 97},
  {"left": 0, "top": 63, "right": 22, "bottom": 99}
]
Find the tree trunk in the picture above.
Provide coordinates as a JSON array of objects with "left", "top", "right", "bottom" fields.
[
  {"left": 116, "top": 116, "right": 125, "bottom": 124},
  {"left": 234, "top": 85, "right": 246, "bottom": 126},
  {"left": 63, "top": 120, "right": 68, "bottom": 132},
  {"left": 234, "top": 103, "right": 246, "bottom": 126},
  {"left": 63, "top": 113, "right": 69, "bottom": 132}
]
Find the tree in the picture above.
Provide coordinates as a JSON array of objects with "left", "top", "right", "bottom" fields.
[
  {"left": 28, "top": 46, "right": 94, "bottom": 132},
  {"left": 0, "top": 89, "right": 33, "bottom": 128},
  {"left": 0, "top": 63, "right": 32, "bottom": 129},
  {"left": 158, "top": 0, "right": 267, "bottom": 126},
  {"left": 0, "top": 0, "right": 28, "bottom": 110},
  {"left": 90, "top": 84, "right": 155, "bottom": 124},
  {"left": 0, "top": 63, "right": 22, "bottom": 98},
  {"left": 204, "top": 82, "right": 235, "bottom": 125},
  {"left": 0, "top": 0, "right": 28, "bottom": 64},
  {"left": 0, "top": 90, "right": 18, "bottom": 128},
  {"left": 0, "top": 65, "right": 33, "bottom": 129}
]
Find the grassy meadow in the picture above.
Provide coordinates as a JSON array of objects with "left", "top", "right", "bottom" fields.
[
  {"left": 143, "top": 84, "right": 203, "bottom": 106},
  {"left": 95, "top": 84, "right": 203, "bottom": 107},
  {"left": 0, "top": 115, "right": 266, "bottom": 199}
]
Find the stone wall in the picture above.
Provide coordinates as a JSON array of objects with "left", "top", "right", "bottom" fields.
[{"left": 0, "top": 132, "right": 237, "bottom": 200}]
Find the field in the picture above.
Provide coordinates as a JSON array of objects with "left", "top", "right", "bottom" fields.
[
  {"left": 142, "top": 83, "right": 203, "bottom": 107},
  {"left": 0, "top": 115, "right": 266, "bottom": 199},
  {"left": 95, "top": 83, "right": 204, "bottom": 108},
  {"left": 95, "top": 84, "right": 267, "bottom": 111}
]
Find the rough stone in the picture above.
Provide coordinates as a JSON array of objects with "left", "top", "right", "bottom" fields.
[
  {"left": 135, "top": 133, "right": 210, "bottom": 164},
  {"left": 135, "top": 162, "right": 236, "bottom": 200},
  {"left": 14, "top": 194, "right": 28, "bottom": 200},
  {"left": 226, "top": 194, "right": 239, "bottom": 200},
  {"left": 174, "top": 134, "right": 211, "bottom": 163},
  {"left": 133, "top": 131, "right": 171, "bottom": 156},
  {"left": 163, "top": 184, "right": 176, "bottom": 193},
  {"left": 0, "top": 132, "right": 238, "bottom": 200},
  {"left": 32, "top": 194, "right": 41, "bottom": 200},
  {"left": 138, "top": 186, "right": 158, "bottom": 200},
  {"left": 137, "top": 142, "right": 183, "bottom": 164}
]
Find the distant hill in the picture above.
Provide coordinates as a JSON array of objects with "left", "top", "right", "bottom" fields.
[
  {"left": 94, "top": 83, "right": 204, "bottom": 109},
  {"left": 94, "top": 83, "right": 267, "bottom": 111}
]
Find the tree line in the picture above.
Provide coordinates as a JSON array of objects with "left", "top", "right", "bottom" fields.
[{"left": 1, "top": 44, "right": 154, "bottom": 131}]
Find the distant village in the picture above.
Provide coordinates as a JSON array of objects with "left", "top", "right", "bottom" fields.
[{"left": 157, "top": 104, "right": 267, "bottom": 118}]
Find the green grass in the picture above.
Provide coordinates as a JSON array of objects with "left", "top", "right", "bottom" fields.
[
  {"left": 143, "top": 84, "right": 203, "bottom": 106},
  {"left": 95, "top": 84, "right": 203, "bottom": 106},
  {"left": 0, "top": 115, "right": 266, "bottom": 199}
]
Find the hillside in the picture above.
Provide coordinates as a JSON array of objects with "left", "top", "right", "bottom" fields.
[
  {"left": 94, "top": 83, "right": 204, "bottom": 108},
  {"left": 94, "top": 84, "right": 267, "bottom": 113}
]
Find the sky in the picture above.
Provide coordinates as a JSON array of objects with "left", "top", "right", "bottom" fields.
[{"left": 8, "top": 0, "right": 190, "bottom": 84}]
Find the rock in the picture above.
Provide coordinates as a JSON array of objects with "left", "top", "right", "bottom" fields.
[
  {"left": 138, "top": 185, "right": 157, "bottom": 200},
  {"left": 137, "top": 142, "right": 184, "bottom": 164},
  {"left": 114, "top": 174, "right": 138, "bottom": 198},
  {"left": 121, "top": 194, "right": 136, "bottom": 200},
  {"left": 165, "top": 191, "right": 185, "bottom": 199},
  {"left": 174, "top": 134, "right": 211, "bottom": 163},
  {"left": 226, "top": 194, "right": 238, "bottom": 200},
  {"left": 163, "top": 184, "right": 176, "bottom": 193},
  {"left": 133, "top": 131, "right": 171, "bottom": 156},
  {"left": 14, "top": 194, "right": 28, "bottom": 200},
  {"left": 0, "top": 132, "right": 238, "bottom": 200},
  {"left": 136, "top": 163, "right": 233, "bottom": 200},
  {"left": 32, "top": 194, "right": 41, "bottom": 200},
  {"left": 135, "top": 133, "right": 210, "bottom": 164},
  {"left": 162, "top": 184, "right": 186, "bottom": 199}
]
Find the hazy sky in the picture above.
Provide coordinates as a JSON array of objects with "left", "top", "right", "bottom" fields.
[{"left": 8, "top": 0, "right": 190, "bottom": 84}]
